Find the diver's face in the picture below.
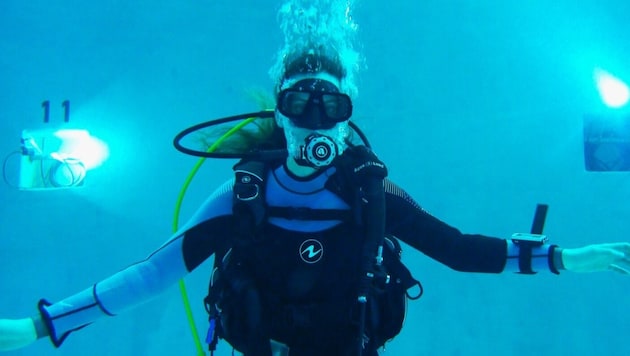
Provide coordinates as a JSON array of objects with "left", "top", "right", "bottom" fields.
[{"left": 275, "top": 72, "right": 352, "bottom": 167}]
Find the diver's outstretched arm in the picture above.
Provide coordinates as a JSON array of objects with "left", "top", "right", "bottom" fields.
[
  {"left": 0, "top": 231, "right": 191, "bottom": 352},
  {"left": 0, "top": 181, "right": 234, "bottom": 352},
  {"left": 385, "top": 179, "right": 630, "bottom": 276}
]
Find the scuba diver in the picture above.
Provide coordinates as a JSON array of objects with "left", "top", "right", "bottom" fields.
[
  {"left": 1, "top": 49, "right": 630, "bottom": 356},
  {"left": 1, "top": 0, "right": 630, "bottom": 353}
]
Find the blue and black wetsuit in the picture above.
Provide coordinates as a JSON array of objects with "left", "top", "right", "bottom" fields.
[{"left": 35, "top": 162, "right": 559, "bottom": 353}]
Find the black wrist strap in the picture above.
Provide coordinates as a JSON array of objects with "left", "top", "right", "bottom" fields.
[
  {"left": 549, "top": 245, "right": 562, "bottom": 274},
  {"left": 517, "top": 203, "right": 550, "bottom": 274},
  {"left": 516, "top": 241, "right": 538, "bottom": 274}
]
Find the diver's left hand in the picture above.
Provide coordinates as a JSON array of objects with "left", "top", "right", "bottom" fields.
[{"left": 562, "top": 243, "right": 630, "bottom": 274}]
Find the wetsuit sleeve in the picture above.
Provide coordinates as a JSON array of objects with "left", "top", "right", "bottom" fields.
[
  {"left": 384, "top": 180, "right": 557, "bottom": 274},
  {"left": 34, "top": 180, "right": 235, "bottom": 347}
]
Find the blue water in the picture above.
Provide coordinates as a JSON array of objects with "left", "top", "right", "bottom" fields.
[{"left": 1, "top": 1, "right": 629, "bottom": 355}]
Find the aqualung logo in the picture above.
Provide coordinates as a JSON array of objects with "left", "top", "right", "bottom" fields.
[
  {"left": 353, "top": 160, "right": 385, "bottom": 173},
  {"left": 299, "top": 239, "right": 323, "bottom": 264},
  {"left": 313, "top": 142, "right": 331, "bottom": 159}
]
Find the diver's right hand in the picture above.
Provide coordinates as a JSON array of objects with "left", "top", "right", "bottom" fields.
[{"left": 0, "top": 318, "right": 37, "bottom": 351}]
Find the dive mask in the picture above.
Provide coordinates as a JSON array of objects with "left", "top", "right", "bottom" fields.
[{"left": 276, "top": 78, "right": 353, "bottom": 130}]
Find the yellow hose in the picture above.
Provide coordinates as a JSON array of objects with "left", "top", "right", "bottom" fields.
[{"left": 171, "top": 117, "right": 257, "bottom": 355}]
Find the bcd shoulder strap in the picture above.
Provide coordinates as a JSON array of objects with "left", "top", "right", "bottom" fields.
[{"left": 232, "top": 159, "right": 269, "bottom": 238}]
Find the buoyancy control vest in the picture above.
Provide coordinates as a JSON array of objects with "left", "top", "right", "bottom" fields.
[{"left": 204, "top": 153, "right": 422, "bottom": 355}]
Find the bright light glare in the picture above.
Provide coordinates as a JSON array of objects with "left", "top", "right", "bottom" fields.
[
  {"left": 54, "top": 129, "right": 109, "bottom": 170},
  {"left": 594, "top": 68, "right": 630, "bottom": 108}
]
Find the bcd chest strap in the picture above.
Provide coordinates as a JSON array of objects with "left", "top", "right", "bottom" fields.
[{"left": 232, "top": 159, "right": 355, "bottom": 236}]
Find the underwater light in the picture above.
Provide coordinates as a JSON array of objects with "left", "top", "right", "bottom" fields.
[
  {"left": 17, "top": 128, "right": 109, "bottom": 189},
  {"left": 594, "top": 68, "right": 629, "bottom": 108},
  {"left": 53, "top": 129, "right": 109, "bottom": 170},
  {"left": 2, "top": 100, "right": 110, "bottom": 190},
  {"left": 583, "top": 70, "right": 630, "bottom": 171}
]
